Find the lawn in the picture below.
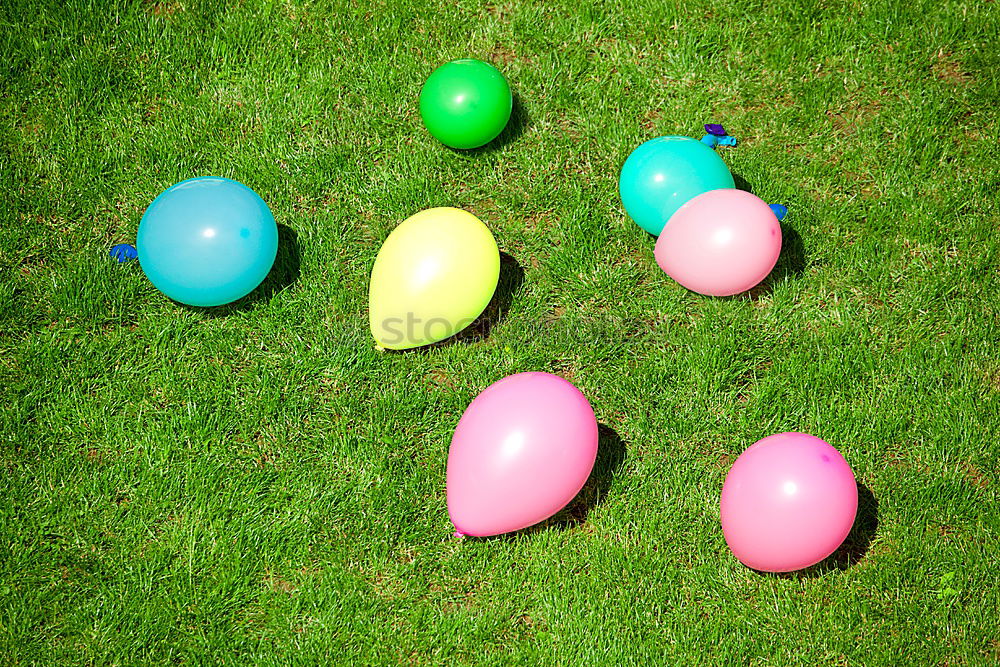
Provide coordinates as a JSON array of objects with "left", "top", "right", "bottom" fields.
[{"left": 2, "top": 0, "right": 999, "bottom": 663}]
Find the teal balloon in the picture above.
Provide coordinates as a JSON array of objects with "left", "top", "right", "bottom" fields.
[
  {"left": 619, "top": 136, "right": 735, "bottom": 236},
  {"left": 137, "top": 177, "right": 278, "bottom": 307}
]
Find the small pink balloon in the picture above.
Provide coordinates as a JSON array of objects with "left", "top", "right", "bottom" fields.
[
  {"left": 447, "top": 372, "right": 598, "bottom": 537},
  {"left": 720, "top": 432, "right": 858, "bottom": 573},
  {"left": 654, "top": 189, "right": 782, "bottom": 296}
]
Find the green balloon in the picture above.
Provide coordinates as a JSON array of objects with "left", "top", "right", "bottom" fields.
[{"left": 419, "top": 59, "right": 512, "bottom": 150}]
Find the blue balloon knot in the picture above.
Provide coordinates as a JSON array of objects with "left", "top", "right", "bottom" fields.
[
  {"left": 109, "top": 243, "right": 138, "bottom": 263},
  {"left": 769, "top": 204, "right": 788, "bottom": 221},
  {"left": 700, "top": 124, "right": 736, "bottom": 148}
]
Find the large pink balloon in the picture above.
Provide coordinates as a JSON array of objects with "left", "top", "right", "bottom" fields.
[
  {"left": 447, "top": 372, "right": 598, "bottom": 537},
  {"left": 654, "top": 189, "right": 782, "bottom": 296},
  {"left": 720, "top": 432, "right": 858, "bottom": 573}
]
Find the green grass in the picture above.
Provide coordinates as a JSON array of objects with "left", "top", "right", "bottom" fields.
[{"left": 2, "top": 0, "right": 999, "bottom": 663}]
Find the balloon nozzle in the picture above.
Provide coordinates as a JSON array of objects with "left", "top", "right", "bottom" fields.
[
  {"left": 700, "top": 124, "right": 736, "bottom": 148},
  {"left": 109, "top": 243, "right": 138, "bottom": 263}
]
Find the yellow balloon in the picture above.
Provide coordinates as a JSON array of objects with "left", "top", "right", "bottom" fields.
[{"left": 369, "top": 207, "right": 500, "bottom": 350}]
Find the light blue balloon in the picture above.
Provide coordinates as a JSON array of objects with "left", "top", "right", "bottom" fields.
[
  {"left": 619, "top": 136, "right": 735, "bottom": 236},
  {"left": 137, "top": 177, "right": 278, "bottom": 307}
]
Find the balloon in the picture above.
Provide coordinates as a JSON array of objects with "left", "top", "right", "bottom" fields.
[
  {"left": 618, "top": 136, "right": 735, "bottom": 236},
  {"left": 654, "top": 189, "right": 782, "bottom": 296},
  {"left": 447, "top": 372, "right": 599, "bottom": 537},
  {"left": 369, "top": 207, "right": 499, "bottom": 350},
  {"left": 419, "top": 59, "right": 512, "bottom": 149},
  {"left": 720, "top": 432, "right": 858, "bottom": 573},
  {"left": 137, "top": 177, "right": 278, "bottom": 307}
]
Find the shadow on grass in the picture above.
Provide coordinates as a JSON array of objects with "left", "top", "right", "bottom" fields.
[
  {"left": 722, "top": 173, "right": 806, "bottom": 300},
  {"left": 768, "top": 481, "right": 880, "bottom": 579},
  {"left": 178, "top": 224, "right": 301, "bottom": 316},
  {"left": 766, "top": 223, "right": 806, "bottom": 285},
  {"left": 720, "top": 222, "right": 805, "bottom": 301},
  {"left": 451, "top": 251, "right": 524, "bottom": 343},
  {"left": 448, "top": 93, "right": 529, "bottom": 155},
  {"left": 385, "top": 252, "right": 524, "bottom": 353},
  {"left": 733, "top": 172, "right": 753, "bottom": 193},
  {"left": 463, "top": 424, "right": 627, "bottom": 542}
]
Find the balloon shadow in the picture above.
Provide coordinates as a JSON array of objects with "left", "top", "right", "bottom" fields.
[
  {"left": 465, "top": 424, "right": 627, "bottom": 541},
  {"left": 450, "top": 93, "right": 529, "bottom": 155},
  {"left": 176, "top": 223, "right": 301, "bottom": 316},
  {"left": 452, "top": 251, "right": 524, "bottom": 343},
  {"left": 717, "top": 175, "right": 805, "bottom": 300},
  {"left": 766, "top": 481, "right": 880, "bottom": 579},
  {"left": 717, "top": 221, "right": 804, "bottom": 301},
  {"left": 387, "top": 252, "right": 524, "bottom": 353},
  {"left": 733, "top": 172, "right": 753, "bottom": 193},
  {"left": 548, "top": 423, "right": 628, "bottom": 528},
  {"left": 772, "top": 224, "right": 806, "bottom": 279},
  {"left": 734, "top": 173, "right": 805, "bottom": 281},
  {"left": 736, "top": 223, "right": 805, "bottom": 300}
]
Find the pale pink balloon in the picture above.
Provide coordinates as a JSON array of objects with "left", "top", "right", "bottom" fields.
[
  {"left": 447, "top": 372, "right": 599, "bottom": 537},
  {"left": 654, "top": 189, "right": 782, "bottom": 296},
  {"left": 720, "top": 432, "right": 858, "bottom": 573}
]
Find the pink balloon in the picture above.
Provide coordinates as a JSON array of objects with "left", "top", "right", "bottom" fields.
[
  {"left": 720, "top": 432, "right": 858, "bottom": 573},
  {"left": 447, "top": 372, "right": 598, "bottom": 537},
  {"left": 654, "top": 189, "right": 782, "bottom": 296}
]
